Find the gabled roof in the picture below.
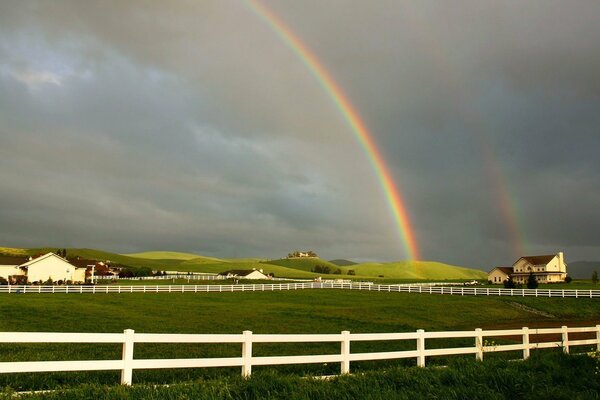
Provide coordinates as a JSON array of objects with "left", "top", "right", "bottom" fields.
[
  {"left": 220, "top": 269, "right": 264, "bottom": 277},
  {"left": 0, "top": 256, "right": 30, "bottom": 266},
  {"left": 489, "top": 267, "right": 513, "bottom": 275},
  {"left": 514, "top": 255, "right": 555, "bottom": 266},
  {"left": 18, "top": 252, "right": 84, "bottom": 269}
]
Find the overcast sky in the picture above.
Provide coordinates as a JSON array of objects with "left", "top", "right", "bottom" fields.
[{"left": 0, "top": 1, "right": 599, "bottom": 269}]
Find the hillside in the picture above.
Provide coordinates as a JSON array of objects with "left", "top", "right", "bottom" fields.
[
  {"left": 125, "top": 251, "right": 211, "bottom": 261},
  {"left": 0, "top": 246, "right": 486, "bottom": 280},
  {"left": 329, "top": 259, "right": 357, "bottom": 266},
  {"left": 262, "top": 258, "right": 340, "bottom": 272},
  {"left": 568, "top": 261, "right": 600, "bottom": 279},
  {"left": 343, "top": 260, "right": 487, "bottom": 280}
]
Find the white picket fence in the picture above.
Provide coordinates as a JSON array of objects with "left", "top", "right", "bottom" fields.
[
  {"left": 1, "top": 282, "right": 599, "bottom": 298},
  {"left": 0, "top": 325, "right": 598, "bottom": 385}
]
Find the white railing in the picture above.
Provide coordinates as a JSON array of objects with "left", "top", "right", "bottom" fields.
[
  {"left": 96, "top": 274, "right": 227, "bottom": 281},
  {"left": 0, "top": 282, "right": 599, "bottom": 298},
  {"left": 0, "top": 325, "right": 598, "bottom": 385}
]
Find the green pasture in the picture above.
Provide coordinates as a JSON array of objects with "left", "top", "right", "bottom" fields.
[
  {"left": 2, "top": 290, "right": 598, "bottom": 334},
  {"left": 0, "top": 290, "right": 598, "bottom": 391}
]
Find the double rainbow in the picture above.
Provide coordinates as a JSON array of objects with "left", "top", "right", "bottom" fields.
[{"left": 246, "top": 0, "right": 419, "bottom": 260}]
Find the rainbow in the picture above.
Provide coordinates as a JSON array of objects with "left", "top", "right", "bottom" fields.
[{"left": 245, "top": 0, "right": 419, "bottom": 260}]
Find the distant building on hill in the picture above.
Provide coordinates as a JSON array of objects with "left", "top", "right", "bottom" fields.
[
  {"left": 287, "top": 251, "right": 317, "bottom": 258},
  {"left": 488, "top": 252, "right": 567, "bottom": 285},
  {"left": 0, "top": 252, "right": 86, "bottom": 284}
]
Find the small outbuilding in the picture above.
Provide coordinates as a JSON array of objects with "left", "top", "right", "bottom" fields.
[{"left": 219, "top": 269, "right": 269, "bottom": 280}]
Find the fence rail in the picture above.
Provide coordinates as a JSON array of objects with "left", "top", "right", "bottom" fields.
[
  {"left": 0, "top": 325, "right": 598, "bottom": 385},
  {"left": 0, "top": 282, "right": 599, "bottom": 298}
]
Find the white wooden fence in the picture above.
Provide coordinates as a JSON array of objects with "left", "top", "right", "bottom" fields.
[
  {"left": 0, "top": 282, "right": 599, "bottom": 298},
  {"left": 0, "top": 325, "right": 598, "bottom": 385}
]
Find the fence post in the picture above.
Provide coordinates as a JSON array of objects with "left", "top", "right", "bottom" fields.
[
  {"left": 341, "top": 330, "right": 351, "bottom": 374},
  {"left": 475, "top": 328, "right": 483, "bottom": 361},
  {"left": 596, "top": 325, "right": 600, "bottom": 352},
  {"left": 242, "top": 330, "right": 253, "bottom": 377},
  {"left": 522, "top": 327, "right": 530, "bottom": 359},
  {"left": 561, "top": 326, "right": 569, "bottom": 354},
  {"left": 121, "top": 329, "right": 135, "bottom": 385},
  {"left": 416, "top": 329, "right": 426, "bottom": 367}
]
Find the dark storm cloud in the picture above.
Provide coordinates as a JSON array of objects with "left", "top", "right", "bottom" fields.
[{"left": 0, "top": 0, "right": 598, "bottom": 267}]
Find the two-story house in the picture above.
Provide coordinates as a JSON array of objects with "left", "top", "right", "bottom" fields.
[{"left": 488, "top": 252, "right": 567, "bottom": 285}]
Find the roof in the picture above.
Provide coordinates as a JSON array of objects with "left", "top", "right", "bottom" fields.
[
  {"left": 220, "top": 269, "right": 264, "bottom": 277},
  {"left": 18, "top": 252, "right": 84, "bottom": 269},
  {"left": 515, "top": 254, "right": 555, "bottom": 266},
  {"left": 489, "top": 267, "right": 513, "bottom": 275},
  {"left": 0, "top": 255, "right": 30, "bottom": 266}
]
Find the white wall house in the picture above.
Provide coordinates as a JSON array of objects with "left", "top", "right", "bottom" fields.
[
  {"left": 220, "top": 269, "right": 269, "bottom": 280},
  {"left": 488, "top": 267, "right": 512, "bottom": 284},
  {"left": 0, "top": 253, "right": 86, "bottom": 283},
  {"left": 488, "top": 252, "right": 568, "bottom": 284}
]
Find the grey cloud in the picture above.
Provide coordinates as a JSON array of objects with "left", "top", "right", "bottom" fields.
[{"left": 0, "top": 1, "right": 599, "bottom": 267}]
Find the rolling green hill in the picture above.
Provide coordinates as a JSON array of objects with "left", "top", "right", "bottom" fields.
[
  {"left": 262, "top": 258, "right": 340, "bottom": 272},
  {"left": 347, "top": 261, "right": 487, "bottom": 280},
  {"left": 125, "top": 251, "right": 210, "bottom": 261},
  {"left": 329, "top": 259, "right": 357, "bottom": 266},
  {"left": 0, "top": 246, "right": 487, "bottom": 280},
  {"left": 174, "top": 261, "right": 320, "bottom": 279}
]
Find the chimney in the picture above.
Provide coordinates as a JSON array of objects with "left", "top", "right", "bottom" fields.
[{"left": 558, "top": 252, "right": 564, "bottom": 269}]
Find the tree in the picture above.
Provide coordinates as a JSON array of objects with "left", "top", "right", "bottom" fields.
[
  {"left": 526, "top": 272, "right": 538, "bottom": 289},
  {"left": 592, "top": 270, "right": 599, "bottom": 285},
  {"left": 347, "top": 270, "right": 356, "bottom": 276},
  {"left": 564, "top": 276, "right": 572, "bottom": 283},
  {"left": 503, "top": 277, "right": 516, "bottom": 289}
]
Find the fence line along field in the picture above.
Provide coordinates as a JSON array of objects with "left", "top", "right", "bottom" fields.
[{"left": 2, "top": 282, "right": 599, "bottom": 298}]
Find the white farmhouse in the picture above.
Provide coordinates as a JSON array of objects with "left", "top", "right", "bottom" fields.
[
  {"left": 488, "top": 252, "right": 568, "bottom": 285},
  {"left": 0, "top": 253, "right": 86, "bottom": 284}
]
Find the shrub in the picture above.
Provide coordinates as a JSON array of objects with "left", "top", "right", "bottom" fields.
[
  {"left": 333, "top": 269, "right": 342, "bottom": 275},
  {"left": 526, "top": 272, "right": 538, "bottom": 289},
  {"left": 347, "top": 270, "right": 355, "bottom": 276},
  {"left": 564, "top": 276, "right": 572, "bottom": 284},
  {"left": 503, "top": 277, "right": 516, "bottom": 289},
  {"left": 592, "top": 271, "right": 598, "bottom": 285}
]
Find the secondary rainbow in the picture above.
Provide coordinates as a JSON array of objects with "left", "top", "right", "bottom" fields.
[
  {"left": 245, "top": 0, "right": 419, "bottom": 260},
  {"left": 400, "top": 3, "right": 528, "bottom": 257}
]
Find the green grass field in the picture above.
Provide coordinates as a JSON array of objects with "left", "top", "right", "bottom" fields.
[{"left": 0, "top": 290, "right": 598, "bottom": 392}]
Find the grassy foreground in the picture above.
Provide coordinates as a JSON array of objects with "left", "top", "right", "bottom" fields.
[
  {"left": 0, "top": 290, "right": 598, "bottom": 391},
  {"left": 2, "top": 353, "right": 598, "bottom": 400}
]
